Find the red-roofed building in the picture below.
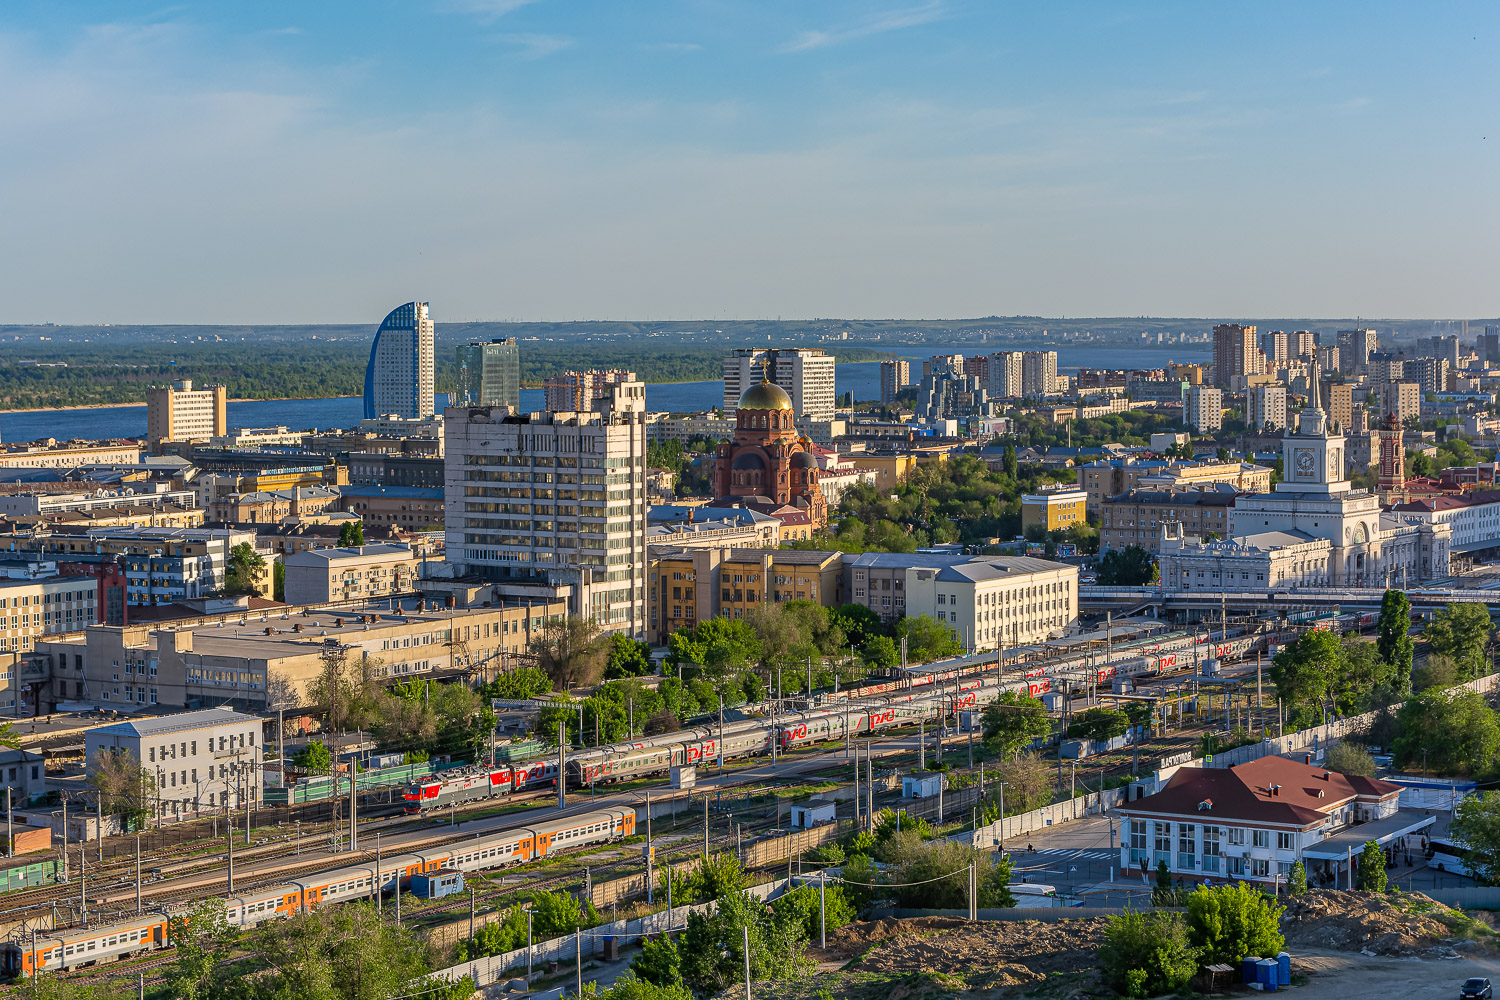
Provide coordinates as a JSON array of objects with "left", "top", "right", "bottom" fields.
[{"left": 1118, "top": 755, "right": 1430, "bottom": 888}]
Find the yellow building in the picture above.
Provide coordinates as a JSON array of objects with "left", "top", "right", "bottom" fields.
[
  {"left": 843, "top": 453, "right": 916, "bottom": 491},
  {"left": 648, "top": 546, "right": 843, "bottom": 644},
  {"left": 1021, "top": 486, "right": 1088, "bottom": 534}
]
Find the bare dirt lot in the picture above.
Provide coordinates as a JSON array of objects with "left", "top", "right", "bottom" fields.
[
  {"left": 806, "top": 915, "right": 1108, "bottom": 999},
  {"left": 754, "top": 891, "right": 1500, "bottom": 999}
]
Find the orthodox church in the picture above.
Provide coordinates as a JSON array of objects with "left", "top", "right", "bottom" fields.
[{"left": 712, "top": 381, "right": 828, "bottom": 528}]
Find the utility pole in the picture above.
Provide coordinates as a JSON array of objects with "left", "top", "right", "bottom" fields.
[
  {"left": 557, "top": 721, "right": 567, "bottom": 809},
  {"left": 718, "top": 695, "right": 725, "bottom": 775},
  {"left": 349, "top": 761, "right": 357, "bottom": 851},
  {"left": 5, "top": 785, "right": 10, "bottom": 858},
  {"left": 703, "top": 796, "right": 709, "bottom": 858},
  {"left": 135, "top": 834, "right": 141, "bottom": 915},
  {"left": 226, "top": 794, "right": 235, "bottom": 895},
  {"left": 60, "top": 796, "right": 67, "bottom": 882},
  {"left": 375, "top": 834, "right": 382, "bottom": 913},
  {"left": 79, "top": 842, "right": 87, "bottom": 927},
  {"left": 277, "top": 708, "right": 285, "bottom": 790},
  {"left": 646, "top": 791, "right": 653, "bottom": 903},
  {"left": 94, "top": 790, "right": 102, "bottom": 862}
]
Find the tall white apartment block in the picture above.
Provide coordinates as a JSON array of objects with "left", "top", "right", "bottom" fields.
[
  {"left": 1021, "top": 351, "right": 1058, "bottom": 396},
  {"left": 1292, "top": 330, "right": 1318, "bottom": 358},
  {"left": 1248, "top": 385, "right": 1289, "bottom": 433},
  {"left": 445, "top": 381, "right": 649, "bottom": 635},
  {"left": 987, "top": 352, "right": 1024, "bottom": 398},
  {"left": 722, "top": 348, "right": 835, "bottom": 421},
  {"left": 365, "top": 301, "right": 436, "bottom": 419},
  {"left": 1189, "top": 385, "right": 1224, "bottom": 432}
]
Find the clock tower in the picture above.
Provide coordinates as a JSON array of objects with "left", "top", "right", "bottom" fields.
[
  {"left": 1278, "top": 370, "right": 1348, "bottom": 496},
  {"left": 1232, "top": 364, "right": 1385, "bottom": 585}
]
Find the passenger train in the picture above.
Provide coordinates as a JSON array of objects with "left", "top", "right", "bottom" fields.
[{"left": 2, "top": 806, "right": 636, "bottom": 977}]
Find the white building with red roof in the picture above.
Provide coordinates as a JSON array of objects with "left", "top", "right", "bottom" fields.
[{"left": 1117, "top": 755, "right": 1431, "bottom": 888}]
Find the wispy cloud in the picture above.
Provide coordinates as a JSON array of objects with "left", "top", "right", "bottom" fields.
[
  {"left": 780, "top": 1, "right": 946, "bottom": 53},
  {"left": 439, "top": 0, "right": 541, "bottom": 24},
  {"left": 493, "top": 32, "right": 572, "bottom": 58},
  {"left": 643, "top": 42, "right": 703, "bottom": 53}
]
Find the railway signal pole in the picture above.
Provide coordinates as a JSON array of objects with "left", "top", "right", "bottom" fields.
[
  {"left": 557, "top": 721, "right": 566, "bottom": 810},
  {"left": 226, "top": 796, "right": 235, "bottom": 895}
]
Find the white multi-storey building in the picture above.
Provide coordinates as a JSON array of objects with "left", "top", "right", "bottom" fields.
[
  {"left": 85, "top": 708, "right": 263, "bottom": 820},
  {"left": 1020, "top": 351, "right": 1058, "bottom": 397},
  {"left": 1189, "top": 386, "right": 1223, "bottom": 432},
  {"left": 364, "top": 301, "right": 436, "bottom": 420},
  {"left": 444, "top": 381, "right": 650, "bottom": 635},
  {"left": 985, "top": 352, "right": 1024, "bottom": 398},
  {"left": 843, "top": 553, "right": 1077, "bottom": 649},
  {"left": 722, "top": 349, "right": 836, "bottom": 422},
  {"left": 1248, "top": 385, "right": 1288, "bottom": 433}
]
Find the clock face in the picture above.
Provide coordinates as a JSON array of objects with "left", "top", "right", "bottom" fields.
[{"left": 1294, "top": 449, "right": 1315, "bottom": 476}]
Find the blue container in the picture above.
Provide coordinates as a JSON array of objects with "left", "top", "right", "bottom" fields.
[
  {"left": 1243, "top": 957, "right": 1261, "bottom": 983},
  {"left": 1276, "top": 952, "right": 1291, "bottom": 986},
  {"left": 1258, "top": 959, "right": 1280, "bottom": 990}
]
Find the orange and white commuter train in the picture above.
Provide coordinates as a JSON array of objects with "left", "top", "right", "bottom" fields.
[{"left": 2, "top": 806, "right": 635, "bottom": 977}]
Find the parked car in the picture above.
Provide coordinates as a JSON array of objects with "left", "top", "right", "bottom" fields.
[{"left": 1461, "top": 977, "right": 1492, "bottom": 999}]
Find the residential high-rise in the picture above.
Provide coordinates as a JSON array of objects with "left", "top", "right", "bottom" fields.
[
  {"left": 722, "top": 349, "right": 836, "bottom": 421},
  {"left": 455, "top": 339, "right": 520, "bottom": 410},
  {"left": 1189, "top": 386, "right": 1223, "bottom": 432},
  {"left": 146, "top": 379, "right": 227, "bottom": 446},
  {"left": 1335, "top": 328, "right": 1377, "bottom": 374},
  {"left": 1315, "top": 345, "right": 1341, "bottom": 375},
  {"left": 1484, "top": 326, "right": 1500, "bottom": 365},
  {"left": 1248, "top": 385, "right": 1288, "bottom": 433},
  {"left": 988, "top": 352, "right": 1024, "bottom": 397},
  {"left": 1020, "top": 351, "right": 1058, "bottom": 396},
  {"left": 1405, "top": 356, "right": 1449, "bottom": 394},
  {"left": 1292, "top": 330, "right": 1318, "bottom": 358},
  {"left": 1212, "top": 324, "right": 1263, "bottom": 388},
  {"left": 364, "top": 301, "right": 435, "bottom": 419},
  {"left": 543, "top": 369, "right": 637, "bottom": 412},
  {"left": 444, "top": 380, "right": 649, "bottom": 634},
  {"left": 1259, "top": 330, "right": 1289, "bottom": 365},
  {"left": 879, "top": 360, "right": 910, "bottom": 403},
  {"left": 1325, "top": 382, "right": 1353, "bottom": 433},
  {"left": 921, "top": 354, "right": 965, "bottom": 381},
  {"left": 1378, "top": 382, "right": 1421, "bottom": 425}
]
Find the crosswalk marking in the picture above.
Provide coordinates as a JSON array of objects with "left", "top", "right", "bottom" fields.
[{"left": 1033, "top": 849, "right": 1116, "bottom": 859}]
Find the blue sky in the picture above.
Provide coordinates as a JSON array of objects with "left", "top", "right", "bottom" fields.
[{"left": 2, "top": 1, "right": 1497, "bottom": 324}]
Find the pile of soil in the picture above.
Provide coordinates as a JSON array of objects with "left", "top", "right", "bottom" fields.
[
  {"left": 1281, "top": 889, "right": 1488, "bottom": 957},
  {"left": 815, "top": 916, "right": 1108, "bottom": 992}
]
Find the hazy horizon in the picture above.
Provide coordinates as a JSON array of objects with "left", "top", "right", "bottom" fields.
[{"left": 4, "top": 2, "right": 1498, "bottom": 325}]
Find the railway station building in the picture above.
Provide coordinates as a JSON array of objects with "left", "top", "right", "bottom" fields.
[{"left": 1117, "top": 755, "right": 1429, "bottom": 889}]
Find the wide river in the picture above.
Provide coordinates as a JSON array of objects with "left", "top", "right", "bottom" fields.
[{"left": 0, "top": 344, "right": 1210, "bottom": 443}]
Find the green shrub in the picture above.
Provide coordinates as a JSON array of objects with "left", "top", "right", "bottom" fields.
[
  {"left": 1185, "top": 882, "right": 1285, "bottom": 965},
  {"left": 1099, "top": 911, "right": 1201, "bottom": 998}
]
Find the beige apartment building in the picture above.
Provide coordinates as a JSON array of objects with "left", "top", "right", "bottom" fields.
[
  {"left": 648, "top": 546, "right": 842, "bottom": 644},
  {"left": 0, "top": 441, "right": 140, "bottom": 469},
  {"left": 1135, "top": 462, "right": 1274, "bottom": 495},
  {"left": 1099, "top": 487, "right": 1238, "bottom": 553},
  {"left": 146, "top": 380, "right": 228, "bottom": 446},
  {"left": 34, "top": 601, "right": 566, "bottom": 713},
  {"left": 282, "top": 544, "right": 420, "bottom": 605}
]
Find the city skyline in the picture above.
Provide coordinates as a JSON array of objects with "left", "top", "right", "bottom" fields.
[{"left": 2, "top": 2, "right": 1498, "bottom": 324}]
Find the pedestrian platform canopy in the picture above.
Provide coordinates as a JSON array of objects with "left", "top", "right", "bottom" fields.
[
  {"left": 1301, "top": 811, "right": 1435, "bottom": 861},
  {"left": 410, "top": 868, "right": 464, "bottom": 900}
]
